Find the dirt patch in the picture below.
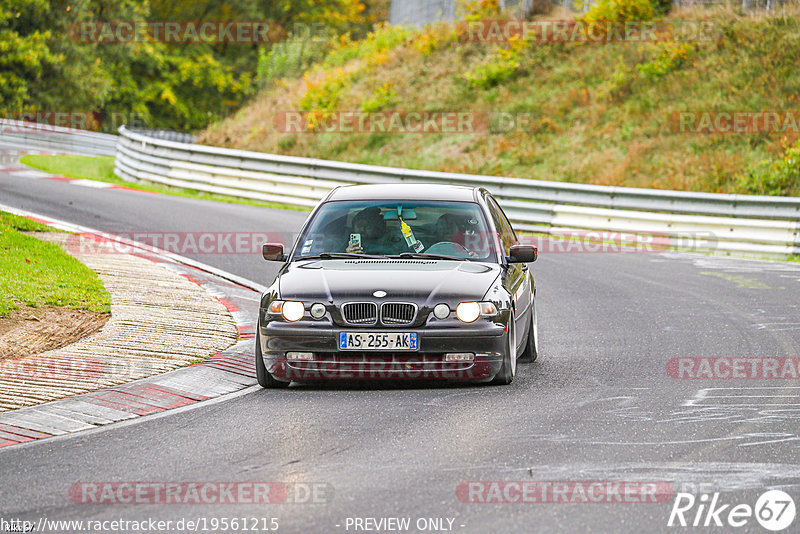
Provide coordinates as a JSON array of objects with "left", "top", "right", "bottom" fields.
[{"left": 0, "top": 305, "right": 110, "bottom": 359}]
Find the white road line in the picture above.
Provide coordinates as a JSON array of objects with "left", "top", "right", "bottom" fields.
[
  {"left": 69, "top": 178, "right": 113, "bottom": 188},
  {"left": 683, "top": 387, "right": 708, "bottom": 406},
  {"left": 704, "top": 395, "right": 800, "bottom": 398},
  {"left": 701, "top": 386, "right": 800, "bottom": 393},
  {"left": 8, "top": 169, "right": 53, "bottom": 179},
  {"left": 684, "top": 387, "right": 800, "bottom": 408}
]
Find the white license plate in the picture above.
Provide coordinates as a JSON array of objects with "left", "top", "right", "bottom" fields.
[{"left": 339, "top": 332, "right": 418, "bottom": 351}]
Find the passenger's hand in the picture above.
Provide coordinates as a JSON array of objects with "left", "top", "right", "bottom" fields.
[{"left": 346, "top": 242, "right": 363, "bottom": 254}]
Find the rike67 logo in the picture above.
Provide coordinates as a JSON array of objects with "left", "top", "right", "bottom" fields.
[{"left": 668, "top": 490, "right": 795, "bottom": 531}]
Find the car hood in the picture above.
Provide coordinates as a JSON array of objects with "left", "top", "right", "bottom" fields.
[{"left": 278, "top": 259, "right": 501, "bottom": 305}]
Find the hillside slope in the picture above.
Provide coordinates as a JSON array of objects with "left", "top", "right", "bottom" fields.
[{"left": 200, "top": 5, "right": 800, "bottom": 196}]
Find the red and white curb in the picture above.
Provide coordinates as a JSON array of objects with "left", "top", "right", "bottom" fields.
[
  {"left": 0, "top": 149, "right": 151, "bottom": 193},
  {"left": 0, "top": 207, "right": 264, "bottom": 449},
  {"left": 0, "top": 165, "right": 154, "bottom": 193}
]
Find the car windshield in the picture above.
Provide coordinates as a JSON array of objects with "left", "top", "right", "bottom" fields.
[{"left": 293, "top": 200, "right": 497, "bottom": 262}]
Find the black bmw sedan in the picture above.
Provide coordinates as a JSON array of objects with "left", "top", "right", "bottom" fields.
[{"left": 256, "top": 184, "right": 538, "bottom": 387}]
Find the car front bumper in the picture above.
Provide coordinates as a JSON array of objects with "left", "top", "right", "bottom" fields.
[{"left": 259, "top": 322, "right": 506, "bottom": 383}]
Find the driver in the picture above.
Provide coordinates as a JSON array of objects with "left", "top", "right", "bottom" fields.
[
  {"left": 345, "top": 207, "right": 405, "bottom": 255},
  {"left": 434, "top": 214, "right": 480, "bottom": 258},
  {"left": 435, "top": 214, "right": 461, "bottom": 243}
]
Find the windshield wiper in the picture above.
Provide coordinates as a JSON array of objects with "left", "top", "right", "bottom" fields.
[
  {"left": 298, "top": 252, "right": 388, "bottom": 260},
  {"left": 389, "top": 252, "right": 463, "bottom": 261}
]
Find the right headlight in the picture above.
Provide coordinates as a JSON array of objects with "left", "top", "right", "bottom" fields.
[{"left": 455, "top": 301, "right": 497, "bottom": 323}]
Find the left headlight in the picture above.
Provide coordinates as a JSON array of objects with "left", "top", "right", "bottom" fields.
[
  {"left": 455, "top": 301, "right": 497, "bottom": 323},
  {"left": 268, "top": 300, "right": 305, "bottom": 322}
]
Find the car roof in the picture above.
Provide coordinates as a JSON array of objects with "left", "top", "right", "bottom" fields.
[{"left": 325, "top": 183, "right": 480, "bottom": 202}]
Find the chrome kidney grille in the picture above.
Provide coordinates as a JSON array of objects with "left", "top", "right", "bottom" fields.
[
  {"left": 341, "top": 302, "right": 378, "bottom": 325},
  {"left": 380, "top": 303, "right": 417, "bottom": 325},
  {"left": 341, "top": 302, "right": 417, "bottom": 326}
]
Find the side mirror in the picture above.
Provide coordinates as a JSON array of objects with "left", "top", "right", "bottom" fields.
[
  {"left": 507, "top": 244, "right": 537, "bottom": 263},
  {"left": 262, "top": 243, "right": 285, "bottom": 262}
]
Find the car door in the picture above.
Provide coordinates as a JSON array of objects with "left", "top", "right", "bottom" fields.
[{"left": 486, "top": 196, "right": 531, "bottom": 354}]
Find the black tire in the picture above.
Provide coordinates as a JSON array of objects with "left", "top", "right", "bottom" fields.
[
  {"left": 520, "top": 297, "right": 539, "bottom": 363},
  {"left": 491, "top": 312, "right": 516, "bottom": 385},
  {"left": 255, "top": 330, "right": 290, "bottom": 389}
]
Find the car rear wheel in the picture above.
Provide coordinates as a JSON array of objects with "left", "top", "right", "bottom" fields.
[
  {"left": 520, "top": 297, "right": 539, "bottom": 363},
  {"left": 255, "top": 330, "right": 290, "bottom": 389},
  {"left": 491, "top": 312, "right": 516, "bottom": 385}
]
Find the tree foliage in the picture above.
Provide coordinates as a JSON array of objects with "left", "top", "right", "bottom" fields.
[{"left": 0, "top": 0, "right": 375, "bottom": 132}]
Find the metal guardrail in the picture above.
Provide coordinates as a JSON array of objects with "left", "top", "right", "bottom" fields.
[
  {"left": 115, "top": 126, "right": 800, "bottom": 258},
  {"left": 126, "top": 129, "right": 197, "bottom": 144},
  {"left": 0, "top": 119, "right": 118, "bottom": 156},
  {"left": 0, "top": 120, "right": 195, "bottom": 157},
  {"left": 5, "top": 120, "right": 791, "bottom": 257},
  {"left": 389, "top": 0, "right": 786, "bottom": 25}
]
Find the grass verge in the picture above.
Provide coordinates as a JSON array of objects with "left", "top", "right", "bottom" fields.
[
  {"left": 19, "top": 154, "right": 310, "bottom": 212},
  {"left": 0, "top": 211, "right": 110, "bottom": 316}
]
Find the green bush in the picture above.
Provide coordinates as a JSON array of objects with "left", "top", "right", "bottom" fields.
[
  {"left": 582, "top": 0, "right": 654, "bottom": 24},
  {"left": 651, "top": 0, "right": 672, "bottom": 16},
  {"left": 464, "top": 37, "right": 528, "bottom": 89},
  {"left": 277, "top": 134, "right": 298, "bottom": 151},
  {"left": 465, "top": 57, "right": 520, "bottom": 88},
  {"left": 296, "top": 24, "right": 412, "bottom": 130},
  {"left": 636, "top": 41, "right": 694, "bottom": 80},
  {"left": 300, "top": 70, "right": 349, "bottom": 113},
  {"left": 361, "top": 83, "right": 398, "bottom": 112},
  {"left": 412, "top": 22, "right": 459, "bottom": 57},
  {"left": 257, "top": 33, "right": 331, "bottom": 88},
  {"left": 456, "top": 0, "right": 501, "bottom": 22},
  {"left": 323, "top": 24, "right": 412, "bottom": 68},
  {"left": 739, "top": 138, "right": 800, "bottom": 196},
  {"left": 600, "top": 57, "right": 636, "bottom": 101}
]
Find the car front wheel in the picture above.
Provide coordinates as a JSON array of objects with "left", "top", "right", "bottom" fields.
[
  {"left": 491, "top": 311, "right": 516, "bottom": 385},
  {"left": 255, "top": 329, "right": 290, "bottom": 389},
  {"left": 520, "top": 297, "right": 538, "bottom": 363}
]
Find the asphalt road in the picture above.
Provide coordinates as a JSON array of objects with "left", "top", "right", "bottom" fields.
[{"left": 2, "top": 162, "right": 800, "bottom": 533}]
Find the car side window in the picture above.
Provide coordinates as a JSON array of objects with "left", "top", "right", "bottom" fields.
[{"left": 487, "top": 197, "right": 517, "bottom": 256}]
